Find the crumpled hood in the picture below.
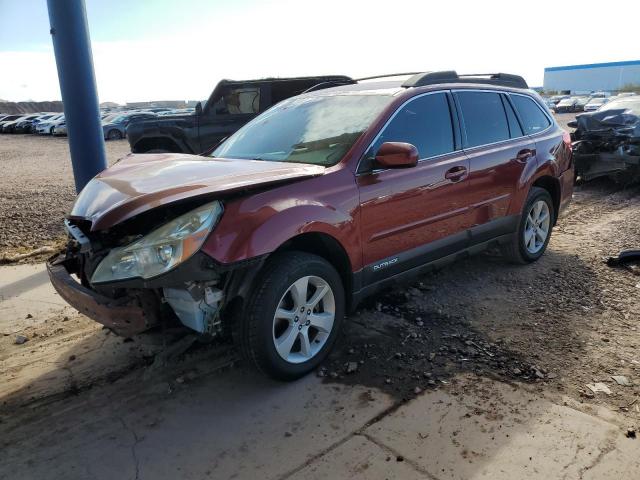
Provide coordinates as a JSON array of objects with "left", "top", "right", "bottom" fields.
[
  {"left": 573, "top": 108, "right": 640, "bottom": 141},
  {"left": 71, "top": 153, "right": 325, "bottom": 231}
]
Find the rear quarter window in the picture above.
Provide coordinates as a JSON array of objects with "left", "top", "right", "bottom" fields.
[
  {"left": 510, "top": 95, "right": 551, "bottom": 135},
  {"left": 456, "top": 91, "right": 510, "bottom": 148}
]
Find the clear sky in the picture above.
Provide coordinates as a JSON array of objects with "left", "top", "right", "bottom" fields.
[{"left": 1, "top": 0, "right": 639, "bottom": 103}]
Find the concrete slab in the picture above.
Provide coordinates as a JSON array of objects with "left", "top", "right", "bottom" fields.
[
  {"left": 365, "top": 376, "right": 639, "bottom": 480},
  {"left": 294, "top": 435, "right": 425, "bottom": 479},
  {"left": 1, "top": 367, "right": 395, "bottom": 480},
  {"left": 0, "top": 263, "right": 69, "bottom": 333}
]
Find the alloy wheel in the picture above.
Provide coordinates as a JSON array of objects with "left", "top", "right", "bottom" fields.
[
  {"left": 272, "top": 275, "right": 335, "bottom": 364},
  {"left": 524, "top": 200, "right": 550, "bottom": 254}
]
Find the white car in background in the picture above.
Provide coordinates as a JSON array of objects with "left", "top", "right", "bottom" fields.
[
  {"left": 35, "top": 114, "right": 65, "bottom": 134},
  {"left": 583, "top": 97, "right": 609, "bottom": 112}
]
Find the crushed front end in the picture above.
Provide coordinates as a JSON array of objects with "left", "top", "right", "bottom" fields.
[
  {"left": 571, "top": 108, "right": 640, "bottom": 183},
  {"left": 47, "top": 200, "right": 258, "bottom": 338}
]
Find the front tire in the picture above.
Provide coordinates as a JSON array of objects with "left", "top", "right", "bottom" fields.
[
  {"left": 240, "top": 252, "right": 345, "bottom": 380},
  {"left": 502, "top": 187, "right": 554, "bottom": 264},
  {"left": 107, "top": 129, "right": 123, "bottom": 140}
]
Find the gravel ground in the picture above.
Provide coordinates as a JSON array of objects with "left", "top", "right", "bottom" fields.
[
  {"left": 0, "top": 134, "right": 129, "bottom": 256},
  {"left": 324, "top": 179, "right": 640, "bottom": 421}
]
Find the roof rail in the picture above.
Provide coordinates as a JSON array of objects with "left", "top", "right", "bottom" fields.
[
  {"left": 402, "top": 71, "right": 528, "bottom": 89},
  {"left": 355, "top": 72, "right": 422, "bottom": 82}
]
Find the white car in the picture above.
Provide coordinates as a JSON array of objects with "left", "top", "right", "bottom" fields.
[
  {"left": 35, "top": 114, "right": 65, "bottom": 134},
  {"left": 583, "top": 97, "right": 609, "bottom": 112}
]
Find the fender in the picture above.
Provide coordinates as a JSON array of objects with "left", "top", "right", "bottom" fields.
[
  {"left": 201, "top": 169, "right": 362, "bottom": 270},
  {"left": 202, "top": 203, "right": 361, "bottom": 270},
  {"left": 157, "top": 124, "right": 196, "bottom": 152}
]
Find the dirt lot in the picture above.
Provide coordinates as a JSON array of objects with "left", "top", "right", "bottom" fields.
[
  {"left": 1, "top": 118, "right": 639, "bottom": 478},
  {"left": 0, "top": 134, "right": 129, "bottom": 257}
]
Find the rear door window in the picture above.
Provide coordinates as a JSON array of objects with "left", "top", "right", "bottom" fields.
[
  {"left": 510, "top": 95, "right": 551, "bottom": 135},
  {"left": 456, "top": 91, "right": 510, "bottom": 148},
  {"left": 369, "top": 92, "right": 455, "bottom": 162}
]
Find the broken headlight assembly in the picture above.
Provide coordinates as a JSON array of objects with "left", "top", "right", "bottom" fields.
[{"left": 91, "top": 200, "right": 223, "bottom": 283}]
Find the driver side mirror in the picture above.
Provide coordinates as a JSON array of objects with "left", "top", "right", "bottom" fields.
[
  {"left": 375, "top": 142, "right": 419, "bottom": 169},
  {"left": 195, "top": 102, "right": 203, "bottom": 116}
]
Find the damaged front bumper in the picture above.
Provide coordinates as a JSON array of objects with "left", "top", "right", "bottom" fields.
[
  {"left": 47, "top": 245, "right": 266, "bottom": 338},
  {"left": 47, "top": 255, "right": 155, "bottom": 337}
]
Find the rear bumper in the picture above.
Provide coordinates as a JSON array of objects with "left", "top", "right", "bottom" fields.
[
  {"left": 46, "top": 255, "right": 154, "bottom": 337},
  {"left": 558, "top": 166, "right": 574, "bottom": 218}
]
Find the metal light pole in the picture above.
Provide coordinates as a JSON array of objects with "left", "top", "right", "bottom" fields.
[{"left": 47, "top": 0, "right": 107, "bottom": 193}]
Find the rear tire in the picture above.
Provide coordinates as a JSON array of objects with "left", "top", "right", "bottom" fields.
[
  {"left": 239, "top": 251, "right": 345, "bottom": 380},
  {"left": 502, "top": 187, "right": 554, "bottom": 264}
]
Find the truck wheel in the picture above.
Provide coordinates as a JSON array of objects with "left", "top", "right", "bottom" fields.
[
  {"left": 502, "top": 187, "right": 554, "bottom": 264},
  {"left": 240, "top": 251, "right": 345, "bottom": 380}
]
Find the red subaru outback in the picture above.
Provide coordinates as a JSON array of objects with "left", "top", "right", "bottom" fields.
[{"left": 48, "top": 71, "right": 573, "bottom": 379}]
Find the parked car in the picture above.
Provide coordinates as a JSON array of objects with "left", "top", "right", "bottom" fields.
[
  {"left": 14, "top": 113, "right": 55, "bottom": 133},
  {"left": 36, "top": 114, "right": 65, "bottom": 134},
  {"left": 588, "top": 91, "right": 611, "bottom": 99},
  {"left": 555, "top": 96, "right": 585, "bottom": 113},
  {"left": 48, "top": 71, "right": 573, "bottom": 380},
  {"left": 575, "top": 97, "right": 590, "bottom": 111},
  {"left": 127, "top": 75, "right": 355, "bottom": 154},
  {"left": 543, "top": 97, "right": 557, "bottom": 112},
  {"left": 1, "top": 114, "right": 40, "bottom": 133},
  {"left": 53, "top": 122, "right": 68, "bottom": 136},
  {"left": 549, "top": 95, "right": 570, "bottom": 106},
  {"left": 103, "top": 112, "right": 156, "bottom": 140},
  {"left": 0, "top": 115, "right": 23, "bottom": 132},
  {"left": 583, "top": 97, "right": 609, "bottom": 112}
]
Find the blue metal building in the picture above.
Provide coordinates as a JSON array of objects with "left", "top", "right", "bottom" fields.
[{"left": 543, "top": 60, "right": 640, "bottom": 93}]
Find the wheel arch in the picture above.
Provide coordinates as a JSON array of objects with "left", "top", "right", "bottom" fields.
[
  {"left": 531, "top": 175, "right": 561, "bottom": 224},
  {"left": 276, "top": 232, "right": 353, "bottom": 304},
  {"left": 132, "top": 136, "right": 185, "bottom": 153},
  {"left": 219, "top": 232, "right": 355, "bottom": 333}
]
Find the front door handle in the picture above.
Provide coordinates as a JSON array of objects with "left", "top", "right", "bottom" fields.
[
  {"left": 445, "top": 166, "right": 468, "bottom": 182},
  {"left": 516, "top": 148, "right": 536, "bottom": 163}
]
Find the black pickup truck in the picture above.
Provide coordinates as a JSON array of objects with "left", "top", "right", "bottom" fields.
[{"left": 126, "top": 75, "right": 353, "bottom": 154}]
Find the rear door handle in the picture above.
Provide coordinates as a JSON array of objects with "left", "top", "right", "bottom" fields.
[
  {"left": 445, "top": 166, "right": 468, "bottom": 182},
  {"left": 516, "top": 148, "right": 536, "bottom": 163}
]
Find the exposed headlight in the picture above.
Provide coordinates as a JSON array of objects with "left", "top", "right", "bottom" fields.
[{"left": 91, "top": 200, "right": 223, "bottom": 283}]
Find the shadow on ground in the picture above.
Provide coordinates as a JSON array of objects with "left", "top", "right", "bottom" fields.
[{"left": 321, "top": 247, "right": 601, "bottom": 401}]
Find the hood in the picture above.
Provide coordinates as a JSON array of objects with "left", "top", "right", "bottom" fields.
[
  {"left": 70, "top": 153, "right": 325, "bottom": 231},
  {"left": 573, "top": 108, "right": 640, "bottom": 144}
]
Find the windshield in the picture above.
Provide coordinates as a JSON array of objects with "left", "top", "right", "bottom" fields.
[
  {"left": 599, "top": 99, "right": 640, "bottom": 115},
  {"left": 587, "top": 98, "right": 606, "bottom": 105},
  {"left": 212, "top": 94, "right": 393, "bottom": 166}
]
